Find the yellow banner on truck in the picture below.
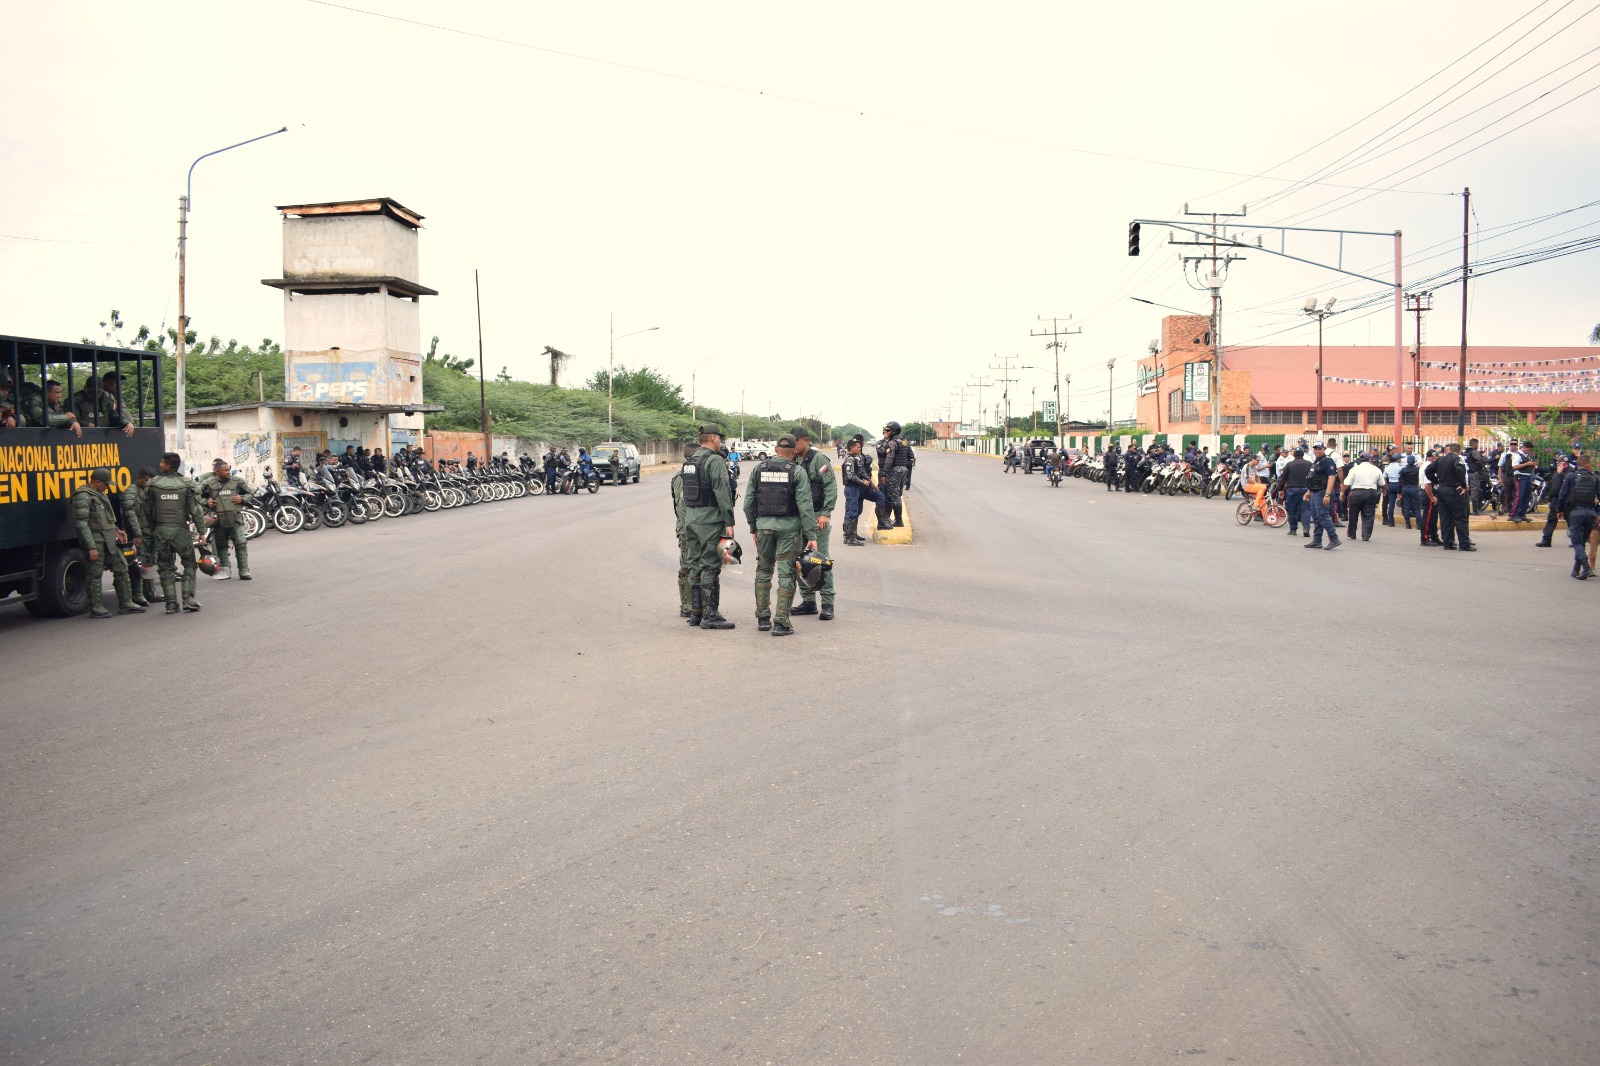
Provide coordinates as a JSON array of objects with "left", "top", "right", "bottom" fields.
[{"left": 0, "top": 441, "right": 133, "bottom": 506}]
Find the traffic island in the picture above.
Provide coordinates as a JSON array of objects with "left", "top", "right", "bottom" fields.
[
  {"left": 865, "top": 500, "right": 913, "bottom": 545},
  {"left": 1469, "top": 507, "right": 1560, "bottom": 534}
]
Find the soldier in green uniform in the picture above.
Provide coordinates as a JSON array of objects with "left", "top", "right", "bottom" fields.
[
  {"left": 124, "top": 466, "right": 161, "bottom": 605},
  {"left": 741, "top": 434, "right": 818, "bottom": 636},
  {"left": 22, "top": 379, "right": 83, "bottom": 435},
  {"left": 143, "top": 451, "right": 210, "bottom": 613},
  {"left": 202, "top": 461, "right": 253, "bottom": 581},
  {"left": 73, "top": 372, "right": 135, "bottom": 436},
  {"left": 73, "top": 467, "right": 144, "bottom": 618},
  {"left": 680, "top": 424, "right": 737, "bottom": 630},
  {"left": 670, "top": 442, "right": 696, "bottom": 618},
  {"left": 116, "top": 466, "right": 152, "bottom": 608},
  {"left": 786, "top": 427, "right": 837, "bottom": 620}
]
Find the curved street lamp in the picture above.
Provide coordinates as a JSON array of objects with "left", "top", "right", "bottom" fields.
[
  {"left": 175, "top": 126, "right": 288, "bottom": 448},
  {"left": 609, "top": 316, "right": 659, "bottom": 434}
]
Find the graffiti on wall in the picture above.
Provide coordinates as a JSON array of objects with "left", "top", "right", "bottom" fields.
[{"left": 226, "top": 433, "right": 274, "bottom": 486}]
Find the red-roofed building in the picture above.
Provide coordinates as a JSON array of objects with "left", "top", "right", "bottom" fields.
[{"left": 1135, "top": 315, "right": 1600, "bottom": 438}]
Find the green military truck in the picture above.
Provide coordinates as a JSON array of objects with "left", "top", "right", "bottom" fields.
[{"left": 0, "top": 336, "right": 165, "bottom": 617}]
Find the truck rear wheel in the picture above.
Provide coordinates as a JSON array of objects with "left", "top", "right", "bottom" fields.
[{"left": 37, "top": 545, "right": 90, "bottom": 617}]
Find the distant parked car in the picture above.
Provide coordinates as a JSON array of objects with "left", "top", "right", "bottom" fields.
[{"left": 592, "top": 443, "right": 641, "bottom": 484}]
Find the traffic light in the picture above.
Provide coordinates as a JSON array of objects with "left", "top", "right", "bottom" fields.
[{"left": 1127, "top": 221, "right": 1141, "bottom": 257}]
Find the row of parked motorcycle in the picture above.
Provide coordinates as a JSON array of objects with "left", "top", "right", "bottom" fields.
[{"left": 234, "top": 461, "right": 582, "bottom": 539}]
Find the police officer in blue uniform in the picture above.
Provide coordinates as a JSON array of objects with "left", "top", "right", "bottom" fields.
[{"left": 1302, "top": 442, "right": 1342, "bottom": 551}]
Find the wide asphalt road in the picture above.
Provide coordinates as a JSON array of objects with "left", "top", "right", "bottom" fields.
[{"left": 2, "top": 452, "right": 1594, "bottom": 1065}]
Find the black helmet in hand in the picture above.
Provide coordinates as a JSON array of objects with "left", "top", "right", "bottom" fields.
[{"left": 795, "top": 549, "right": 833, "bottom": 592}]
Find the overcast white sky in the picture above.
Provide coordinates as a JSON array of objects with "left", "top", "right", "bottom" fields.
[{"left": 3, "top": 0, "right": 1597, "bottom": 430}]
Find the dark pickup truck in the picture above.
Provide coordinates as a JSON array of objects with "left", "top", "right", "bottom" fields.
[
  {"left": 1, "top": 337, "right": 164, "bottom": 617},
  {"left": 1021, "top": 438, "right": 1058, "bottom": 474}
]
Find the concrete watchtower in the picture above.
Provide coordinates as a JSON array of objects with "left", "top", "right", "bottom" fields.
[{"left": 261, "top": 198, "right": 438, "bottom": 449}]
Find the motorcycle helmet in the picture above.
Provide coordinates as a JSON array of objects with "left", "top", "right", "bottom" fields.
[
  {"left": 794, "top": 549, "right": 833, "bottom": 592},
  {"left": 194, "top": 550, "right": 219, "bottom": 576},
  {"left": 719, "top": 537, "right": 743, "bottom": 565}
]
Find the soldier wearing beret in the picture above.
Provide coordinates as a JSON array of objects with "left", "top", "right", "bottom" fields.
[
  {"left": 73, "top": 467, "right": 144, "bottom": 617},
  {"left": 742, "top": 434, "right": 817, "bottom": 636},
  {"left": 786, "top": 426, "right": 837, "bottom": 619},
  {"left": 679, "top": 424, "right": 737, "bottom": 630}
]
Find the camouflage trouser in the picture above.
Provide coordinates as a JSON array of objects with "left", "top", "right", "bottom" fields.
[
  {"left": 754, "top": 527, "right": 803, "bottom": 623},
  {"left": 797, "top": 524, "right": 833, "bottom": 605},
  {"left": 211, "top": 519, "right": 249, "bottom": 574},
  {"left": 152, "top": 526, "right": 199, "bottom": 604},
  {"left": 683, "top": 520, "right": 725, "bottom": 600},
  {"left": 876, "top": 469, "right": 907, "bottom": 526},
  {"left": 86, "top": 533, "right": 132, "bottom": 611},
  {"left": 676, "top": 531, "right": 692, "bottom": 612}
]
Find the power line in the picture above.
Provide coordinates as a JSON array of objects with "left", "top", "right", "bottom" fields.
[
  {"left": 1247, "top": 0, "right": 1594, "bottom": 214},
  {"left": 304, "top": 0, "right": 1457, "bottom": 195}
]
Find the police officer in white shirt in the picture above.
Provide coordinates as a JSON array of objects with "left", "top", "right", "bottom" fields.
[
  {"left": 1381, "top": 454, "right": 1404, "bottom": 526},
  {"left": 1343, "top": 452, "right": 1387, "bottom": 541}
]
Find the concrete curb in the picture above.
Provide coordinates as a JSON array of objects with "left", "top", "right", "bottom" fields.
[{"left": 867, "top": 498, "right": 913, "bottom": 545}]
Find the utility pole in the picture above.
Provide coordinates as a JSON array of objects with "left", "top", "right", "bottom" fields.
[
  {"left": 1031, "top": 315, "right": 1081, "bottom": 450},
  {"left": 475, "top": 270, "right": 490, "bottom": 461},
  {"left": 1458, "top": 186, "right": 1471, "bottom": 439},
  {"left": 174, "top": 125, "right": 288, "bottom": 448},
  {"left": 1304, "top": 298, "right": 1337, "bottom": 436},
  {"left": 1406, "top": 291, "right": 1433, "bottom": 442},
  {"left": 967, "top": 377, "right": 993, "bottom": 438},
  {"left": 1031, "top": 386, "right": 1037, "bottom": 433},
  {"left": 1106, "top": 358, "right": 1115, "bottom": 429},
  {"left": 988, "top": 354, "right": 1033, "bottom": 453},
  {"left": 1175, "top": 205, "right": 1245, "bottom": 438}
]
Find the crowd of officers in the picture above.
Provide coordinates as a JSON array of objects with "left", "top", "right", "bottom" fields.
[
  {"left": 670, "top": 421, "right": 915, "bottom": 634},
  {"left": 69, "top": 451, "right": 258, "bottom": 618}
]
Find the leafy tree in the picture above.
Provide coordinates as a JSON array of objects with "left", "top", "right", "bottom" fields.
[
  {"left": 1505, "top": 404, "right": 1598, "bottom": 466},
  {"left": 1590, "top": 323, "right": 1599, "bottom": 344},
  {"left": 587, "top": 364, "right": 687, "bottom": 413},
  {"left": 902, "top": 421, "right": 935, "bottom": 442}
]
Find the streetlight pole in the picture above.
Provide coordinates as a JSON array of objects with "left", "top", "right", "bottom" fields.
[
  {"left": 1106, "top": 358, "right": 1116, "bottom": 431},
  {"left": 1304, "top": 298, "right": 1336, "bottom": 437},
  {"left": 175, "top": 126, "right": 287, "bottom": 448},
  {"left": 691, "top": 355, "right": 717, "bottom": 425},
  {"left": 608, "top": 317, "right": 659, "bottom": 436}
]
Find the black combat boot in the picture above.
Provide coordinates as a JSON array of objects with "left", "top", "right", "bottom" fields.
[
  {"left": 819, "top": 603, "right": 834, "bottom": 621},
  {"left": 699, "top": 578, "right": 736, "bottom": 630},
  {"left": 1536, "top": 537, "right": 1551, "bottom": 548},
  {"left": 771, "top": 620, "right": 794, "bottom": 636},
  {"left": 791, "top": 600, "right": 818, "bottom": 616},
  {"left": 686, "top": 586, "right": 703, "bottom": 626},
  {"left": 757, "top": 616, "right": 772, "bottom": 632}
]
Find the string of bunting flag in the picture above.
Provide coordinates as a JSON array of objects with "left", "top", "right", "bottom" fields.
[
  {"left": 1418, "top": 354, "right": 1600, "bottom": 370},
  {"left": 1322, "top": 375, "right": 1600, "bottom": 394}
]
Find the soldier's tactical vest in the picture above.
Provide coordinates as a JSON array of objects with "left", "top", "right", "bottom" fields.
[
  {"left": 895, "top": 444, "right": 914, "bottom": 470},
  {"left": 150, "top": 475, "right": 191, "bottom": 527},
  {"left": 1567, "top": 471, "right": 1598, "bottom": 510},
  {"left": 681, "top": 453, "right": 716, "bottom": 508},
  {"left": 798, "top": 453, "right": 827, "bottom": 509},
  {"left": 755, "top": 459, "right": 799, "bottom": 518},
  {"left": 1399, "top": 465, "right": 1420, "bottom": 487},
  {"left": 73, "top": 487, "right": 117, "bottom": 536}
]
